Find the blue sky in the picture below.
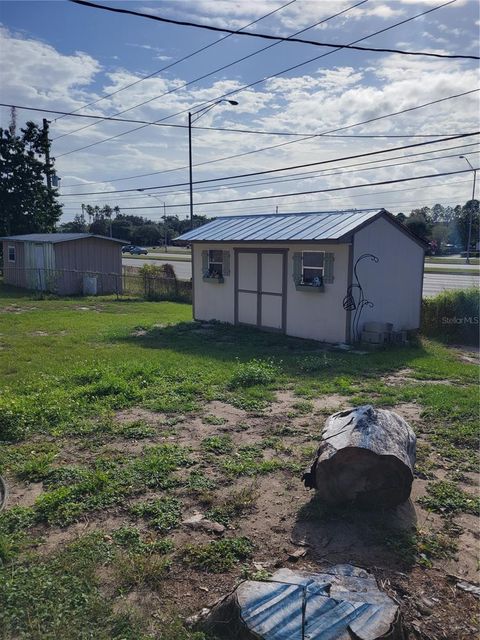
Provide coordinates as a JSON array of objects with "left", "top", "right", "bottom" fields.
[{"left": 1, "top": 0, "right": 479, "bottom": 222}]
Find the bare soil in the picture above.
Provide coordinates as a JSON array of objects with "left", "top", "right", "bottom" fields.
[{"left": 14, "top": 390, "right": 480, "bottom": 639}]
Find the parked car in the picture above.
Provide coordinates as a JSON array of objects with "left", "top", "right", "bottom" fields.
[{"left": 122, "top": 245, "right": 148, "bottom": 255}]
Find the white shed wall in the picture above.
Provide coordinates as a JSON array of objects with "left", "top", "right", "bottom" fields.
[
  {"left": 192, "top": 242, "right": 350, "bottom": 343},
  {"left": 352, "top": 216, "right": 424, "bottom": 331}
]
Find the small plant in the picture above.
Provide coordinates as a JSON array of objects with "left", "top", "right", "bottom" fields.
[
  {"left": 117, "top": 420, "right": 155, "bottom": 439},
  {"left": 228, "top": 358, "right": 279, "bottom": 389},
  {"left": 202, "top": 414, "right": 227, "bottom": 425},
  {"left": 206, "top": 485, "right": 258, "bottom": 526},
  {"left": 182, "top": 536, "right": 254, "bottom": 572},
  {"left": 290, "top": 400, "right": 314, "bottom": 415},
  {"left": 201, "top": 434, "right": 234, "bottom": 455},
  {"left": 419, "top": 480, "right": 480, "bottom": 515},
  {"left": 114, "top": 552, "right": 171, "bottom": 590},
  {"left": 297, "top": 354, "right": 331, "bottom": 373},
  {"left": 130, "top": 497, "right": 182, "bottom": 533},
  {"left": 187, "top": 470, "right": 217, "bottom": 492}
]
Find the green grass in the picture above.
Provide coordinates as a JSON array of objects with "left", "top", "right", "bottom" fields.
[
  {"left": 0, "top": 285, "right": 478, "bottom": 636},
  {"left": 182, "top": 536, "right": 254, "bottom": 572},
  {"left": 419, "top": 480, "right": 480, "bottom": 515}
]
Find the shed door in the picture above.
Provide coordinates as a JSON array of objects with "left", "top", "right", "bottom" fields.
[
  {"left": 34, "top": 243, "right": 46, "bottom": 290},
  {"left": 235, "top": 250, "right": 286, "bottom": 331}
]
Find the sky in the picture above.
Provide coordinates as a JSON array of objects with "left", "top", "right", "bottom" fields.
[{"left": 1, "top": 0, "right": 479, "bottom": 224}]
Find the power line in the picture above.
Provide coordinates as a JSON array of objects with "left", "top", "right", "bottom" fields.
[
  {"left": 62, "top": 145, "right": 479, "bottom": 203},
  {"left": 54, "top": 0, "right": 301, "bottom": 139},
  {"left": 58, "top": 1, "right": 464, "bottom": 157},
  {"left": 58, "top": 135, "right": 478, "bottom": 188},
  {"left": 59, "top": 178, "right": 473, "bottom": 216},
  {"left": 77, "top": 169, "right": 475, "bottom": 210},
  {"left": 3, "top": 102, "right": 468, "bottom": 144},
  {"left": 70, "top": 0, "right": 477, "bottom": 61},
  {"left": 58, "top": 131, "right": 479, "bottom": 196},
  {"left": 55, "top": 79, "right": 480, "bottom": 161}
]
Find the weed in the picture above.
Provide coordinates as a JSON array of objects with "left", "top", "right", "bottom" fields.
[
  {"left": 384, "top": 527, "right": 458, "bottom": 568},
  {"left": 130, "top": 497, "right": 182, "bottom": 533},
  {"left": 290, "top": 400, "right": 314, "bottom": 415},
  {"left": 228, "top": 358, "right": 279, "bottom": 389},
  {"left": 182, "top": 536, "right": 254, "bottom": 572},
  {"left": 419, "top": 480, "right": 480, "bottom": 515},
  {"left": 112, "top": 526, "right": 173, "bottom": 556},
  {"left": 187, "top": 470, "right": 217, "bottom": 492},
  {"left": 296, "top": 354, "right": 331, "bottom": 373},
  {"left": 114, "top": 553, "right": 171, "bottom": 590},
  {"left": 202, "top": 414, "right": 227, "bottom": 425},
  {"left": 201, "top": 434, "right": 234, "bottom": 455},
  {"left": 206, "top": 485, "right": 258, "bottom": 526},
  {"left": 117, "top": 420, "right": 156, "bottom": 439},
  {"left": 241, "top": 566, "right": 271, "bottom": 581}
]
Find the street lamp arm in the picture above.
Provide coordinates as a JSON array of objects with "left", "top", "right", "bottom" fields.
[{"left": 190, "top": 99, "right": 238, "bottom": 123}]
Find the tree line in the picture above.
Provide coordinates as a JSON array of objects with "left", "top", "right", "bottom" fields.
[
  {"left": 59, "top": 206, "right": 209, "bottom": 246},
  {"left": 397, "top": 201, "right": 479, "bottom": 254}
]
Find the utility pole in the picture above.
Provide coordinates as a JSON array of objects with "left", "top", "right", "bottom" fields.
[
  {"left": 459, "top": 156, "right": 477, "bottom": 264},
  {"left": 163, "top": 202, "right": 168, "bottom": 252},
  {"left": 42, "top": 118, "right": 52, "bottom": 192},
  {"left": 188, "top": 111, "right": 194, "bottom": 231}
]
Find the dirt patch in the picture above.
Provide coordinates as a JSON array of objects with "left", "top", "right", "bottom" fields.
[
  {"left": 115, "top": 408, "right": 167, "bottom": 425},
  {"left": 382, "top": 369, "right": 452, "bottom": 386},
  {"left": 201, "top": 401, "right": 247, "bottom": 424},
  {"left": 389, "top": 402, "right": 423, "bottom": 424},
  {"left": 266, "top": 390, "right": 348, "bottom": 417},
  {"left": 5, "top": 476, "right": 43, "bottom": 508},
  {"left": 0, "top": 305, "right": 38, "bottom": 314}
]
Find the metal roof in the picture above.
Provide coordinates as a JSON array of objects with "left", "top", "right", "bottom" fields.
[
  {"left": 176, "top": 209, "right": 385, "bottom": 242},
  {"left": 1, "top": 233, "right": 126, "bottom": 244}
]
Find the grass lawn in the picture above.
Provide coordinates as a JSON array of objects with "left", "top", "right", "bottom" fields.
[{"left": 0, "top": 285, "right": 478, "bottom": 639}]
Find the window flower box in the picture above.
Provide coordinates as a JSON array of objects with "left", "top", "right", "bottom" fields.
[
  {"left": 295, "top": 283, "right": 325, "bottom": 292},
  {"left": 203, "top": 274, "right": 224, "bottom": 284}
]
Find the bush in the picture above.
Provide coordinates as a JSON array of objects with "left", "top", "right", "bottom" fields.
[{"left": 421, "top": 288, "right": 479, "bottom": 345}]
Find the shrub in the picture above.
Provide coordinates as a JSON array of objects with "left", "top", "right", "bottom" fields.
[{"left": 421, "top": 288, "right": 479, "bottom": 345}]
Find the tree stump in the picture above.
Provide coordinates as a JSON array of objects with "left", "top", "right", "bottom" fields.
[
  {"left": 197, "top": 565, "right": 404, "bottom": 639},
  {"left": 302, "top": 405, "right": 416, "bottom": 508}
]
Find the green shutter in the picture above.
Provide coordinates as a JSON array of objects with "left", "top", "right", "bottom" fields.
[
  {"left": 292, "top": 252, "right": 302, "bottom": 285},
  {"left": 324, "top": 252, "right": 334, "bottom": 284},
  {"left": 201, "top": 250, "right": 209, "bottom": 275},
  {"left": 223, "top": 250, "right": 230, "bottom": 276}
]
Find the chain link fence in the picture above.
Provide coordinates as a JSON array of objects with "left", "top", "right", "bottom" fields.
[{"left": 0, "top": 265, "right": 192, "bottom": 304}]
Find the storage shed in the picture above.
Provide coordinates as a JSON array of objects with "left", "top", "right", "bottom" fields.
[
  {"left": 1, "top": 233, "right": 125, "bottom": 295},
  {"left": 177, "top": 209, "right": 426, "bottom": 344}
]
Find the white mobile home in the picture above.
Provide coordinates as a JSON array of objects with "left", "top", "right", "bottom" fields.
[{"left": 177, "top": 210, "right": 426, "bottom": 344}]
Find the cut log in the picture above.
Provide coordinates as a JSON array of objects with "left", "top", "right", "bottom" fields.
[
  {"left": 302, "top": 405, "right": 416, "bottom": 508},
  {"left": 196, "top": 565, "right": 404, "bottom": 640}
]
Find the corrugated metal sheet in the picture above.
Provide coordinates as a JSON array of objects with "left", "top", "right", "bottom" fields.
[
  {"left": 177, "top": 210, "right": 383, "bottom": 242},
  {"left": 0, "top": 233, "right": 126, "bottom": 244}
]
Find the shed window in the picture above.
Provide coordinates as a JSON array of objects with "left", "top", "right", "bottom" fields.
[
  {"left": 302, "top": 251, "right": 324, "bottom": 286},
  {"left": 8, "top": 245, "right": 16, "bottom": 263},
  {"left": 208, "top": 250, "right": 224, "bottom": 277}
]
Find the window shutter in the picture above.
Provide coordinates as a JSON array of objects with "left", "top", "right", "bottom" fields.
[
  {"left": 292, "top": 252, "right": 302, "bottom": 285},
  {"left": 223, "top": 250, "right": 230, "bottom": 276},
  {"left": 323, "top": 252, "right": 335, "bottom": 283},
  {"left": 201, "top": 250, "right": 209, "bottom": 274}
]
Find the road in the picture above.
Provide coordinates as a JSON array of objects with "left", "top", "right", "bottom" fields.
[
  {"left": 425, "top": 262, "right": 479, "bottom": 271},
  {"left": 123, "top": 257, "right": 479, "bottom": 297},
  {"left": 422, "top": 273, "right": 479, "bottom": 297}
]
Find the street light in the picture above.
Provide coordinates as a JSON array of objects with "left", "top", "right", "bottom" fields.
[
  {"left": 188, "top": 99, "right": 238, "bottom": 230},
  {"left": 137, "top": 189, "right": 168, "bottom": 251},
  {"left": 459, "top": 155, "right": 477, "bottom": 264}
]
